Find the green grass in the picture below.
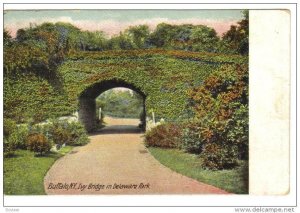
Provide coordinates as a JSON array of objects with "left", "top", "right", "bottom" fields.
[
  {"left": 148, "top": 147, "right": 248, "bottom": 194},
  {"left": 4, "top": 146, "right": 73, "bottom": 195},
  {"left": 58, "top": 145, "right": 73, "bottom": 155}
]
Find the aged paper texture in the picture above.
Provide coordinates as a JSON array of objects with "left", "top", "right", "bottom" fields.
[{"left": 250, "top": 10, "right": 290, "bottom": 195}]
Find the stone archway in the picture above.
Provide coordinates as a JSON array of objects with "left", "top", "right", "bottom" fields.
[
  {"left": 55, "top": 50, "right": 244, "bottom": 133},
  {"left": 78, "top": 79, "right": 146, "bottom": 132}
]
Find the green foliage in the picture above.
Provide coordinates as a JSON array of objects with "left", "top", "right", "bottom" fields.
[
  {"left": 4, "top": 48, "right": 246, "bottom": 125},
  {"left": 7, "top": 17, "right": 248, "bottom": 54},
  {"left": 4, "top": 138, "right": 17, "bottom": 157},
  {"left": 4, "top": 29, "right": 13, "bottom": 46},
  {"left": 190, "top": 25, "right": 219, "bottom": 52},
  {"left": 221, "top": 10, "right": 249, "bottom": 55},
  {"left": 3, "top": 118, "right": 17, "bottom": 157},
  {"left": 144, "top": 123, "right": 182, "bottom": 148},
  {"left": 64, "top": 122, "right": 89, "bottom": 146},
  {"left": 6, "top": 22, "right": 70, "bottom": 76},
  {"left": 124, "top": 25, "right": 150, "bottom": 49},
  {"left": 46, "top": 121, "right": 71, "bottom": 147},
  {"left": 4, "top": 20, "right": 247, "bottom": 124},
  {"left": 150, "top": 23, "right": 192, "bottom": 49},
  {"left": 106, "top": 25, "right": 151, "bottom": 50},
  {"left": 96, "top": 89, "right": 143, "bottom": 118},
  {"left": 4, "top": 21, "right": 248, "bottom": 169},
  {"left": 107, "top": 32, "right": 134, "bottom": 50},
  {"left": 149, "top": 23, "right": 221, "bottom": 52},
  {"left": 61, "top": 50, "right": 245, "bottom": 122},
  {"left": 4, "top": 119, "right": 29, "bottom": 156},
  {"left": 182, "top": 63, "right": 248, "bottom": 170},
  {"left": 78, "top": 30, "right": 107, "bottom": 51},
  {"left": 143, "top": 59, "right": 248, "bottom": 170},
  {"left": 43, "top": 120, "right": 89, "bottom": 147},
  {"left": 201, "top": 143, "right": 238, "bottom": 170},
  {"left": 4, "top": 17, "right": 248, "bottom": 82},
  {"left": 26, "top": 133, "right": 52, "bottom": 156},
  {"left": 180, "top": 121, "right": 203, "bottom": 154},
  {"left": 8, "top": 125, "right": 30, "bottom": 150},
  {"left": 4, "top": 118, "right": 17, "bottom": 137},
  {"left": 4, "top": 41, "right": 50, "bottom": 75},
  {"left": 226, "top": 104, "right": 248, "bottom": 160},
  {"left": 4, "top": 74, "right": 71, "bottom": 123},
  {"left": 3, "top": 119, "right": 88, "bottom": 157}
]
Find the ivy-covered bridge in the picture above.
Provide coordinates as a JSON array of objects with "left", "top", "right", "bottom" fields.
[{"left": 4, "top": 49, "right": 246, "bottom": 132}]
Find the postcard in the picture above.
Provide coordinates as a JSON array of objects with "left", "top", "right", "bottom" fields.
[{"left": 1, "top": 2, "right": 296, "bottom": 210}]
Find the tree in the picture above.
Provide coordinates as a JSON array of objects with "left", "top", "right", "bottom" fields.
[
  {"left": 96, "top": 89, "right": 143, "bottom": 118},
  {"left": 150, "top": 23, "right": 193, "bottom": 49},
  {"left": 221, "top": 10, "right": 249, "bottom": 55},
  {"left": 16, "top": 28, "right": 29, "bottom": 42},
  {"left": 5, "top": 22, "right": 70, "bottom": 77},
  {"left": 149, "top": 23, "right": 175, "bottom": 48},
  {"left": 190, "top": 25, "right": 219, "bottom": 52},
  {"left": 54, "top": 22, "right": 82, "bottom": 52},
  {"left": 171, "top": 24, "right": 194, "bottom": 50},
  {"left": 149, "top": 23, "right": 220, "bottom": 52},
  {"left": 107, "top": 32, "right": 134, "bottom": 50},
  {"left": 4, "top": 29, "right": 12, "bottom": 46},
  {"left": 125, "top": 25, "right": 150, "bottom": 49},
  {"left": 79, "top": 30, "right": 107, "bottom": 51}
]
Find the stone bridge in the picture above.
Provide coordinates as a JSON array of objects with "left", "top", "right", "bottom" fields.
[{"left": 58, "top": 49, "right": 246, "bottom": 132}]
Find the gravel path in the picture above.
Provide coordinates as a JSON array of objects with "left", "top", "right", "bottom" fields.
[{"left": 44, "top": 117, "right": 229, "bottom": 194}]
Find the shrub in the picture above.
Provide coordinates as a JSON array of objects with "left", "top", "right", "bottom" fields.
[
  {"left": 9, "top": 125, "right": 30, "bottom": 149},
  {"left": 65, "top": 122, "right": 89, "bottom": 146},
  {"left": 144, "top": 123, "right": 182, "bottom": 148},
  {"left": 36, "top": 120, "right": 89, "bottom": 147},
  {"left": 46, "top": 120, "right": 71, "bottom": 148},
  {"left": 4, "top": 118, "right": 17, "bottom": 137},
  {"left": 178, "top": 116, "right": 242, "bottom": 170},
  {"left": 4, "top": 138, "right": 16, "bottom": 157},
  {"left": 52, "top": 126, "right": 70, "bottom": 147},
  {"left": 201, "top": 143, "right": 238, "bottom": 170},
  {"left": 183, "top": 64, "right": 248, "bottom": 170},
  {"left": 180, "top": 117, "right": 226, "bottom": 151},
  {"left": 26, "top": 133, "right": 52, "bottom": 156},
  {"left": 180, "top": 121, "right": 203, "bottom": 154},
  {"left": 226, "top": 104, "right": 248, "bottom": 160},
  {"left": 4, "top": 119, "right": 29, "bottom": 156}
]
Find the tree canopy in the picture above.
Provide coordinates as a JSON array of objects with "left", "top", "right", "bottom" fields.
[
  {"left": 96, "top": 89, "right": 143, "bottom": 118},
  {"left": 4, "top": 10, "right": 248, "bottom": 76}
]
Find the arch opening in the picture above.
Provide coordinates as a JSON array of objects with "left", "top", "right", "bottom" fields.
[{"left": 78, "top": 79, "right": 146, "bottom": 132}]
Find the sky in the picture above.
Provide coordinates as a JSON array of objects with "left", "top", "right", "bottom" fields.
[{"left": 4, "top": 10, "right": 244, "bottom": 38}]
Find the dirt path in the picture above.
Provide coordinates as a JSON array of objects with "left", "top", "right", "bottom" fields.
[{"left": 44, "top": 117, "right": 229, "bottom": 194}]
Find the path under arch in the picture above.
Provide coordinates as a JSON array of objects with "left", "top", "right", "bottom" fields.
[{"left": 44, "top": 117, "right": 229, "bottom": 194}]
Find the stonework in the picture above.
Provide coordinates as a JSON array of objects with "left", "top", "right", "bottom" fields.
[{"left": 79, "top": 97, "right": 97, "bottom": 132}]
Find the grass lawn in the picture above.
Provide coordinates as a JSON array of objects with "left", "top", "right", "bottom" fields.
[
  {"left": 148, "top": 147, "right": 248, "bottom": 194},
  {"left": 4, "top": 146, "right": 73, "bottom": 195}
]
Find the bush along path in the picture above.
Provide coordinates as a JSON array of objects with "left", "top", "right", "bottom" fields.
[
  {"left": 44, "top": 117, "right": 229, "bottom": 195},
  {"left": 3, "top": 118, "right": 89, "bottom": 195}
]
